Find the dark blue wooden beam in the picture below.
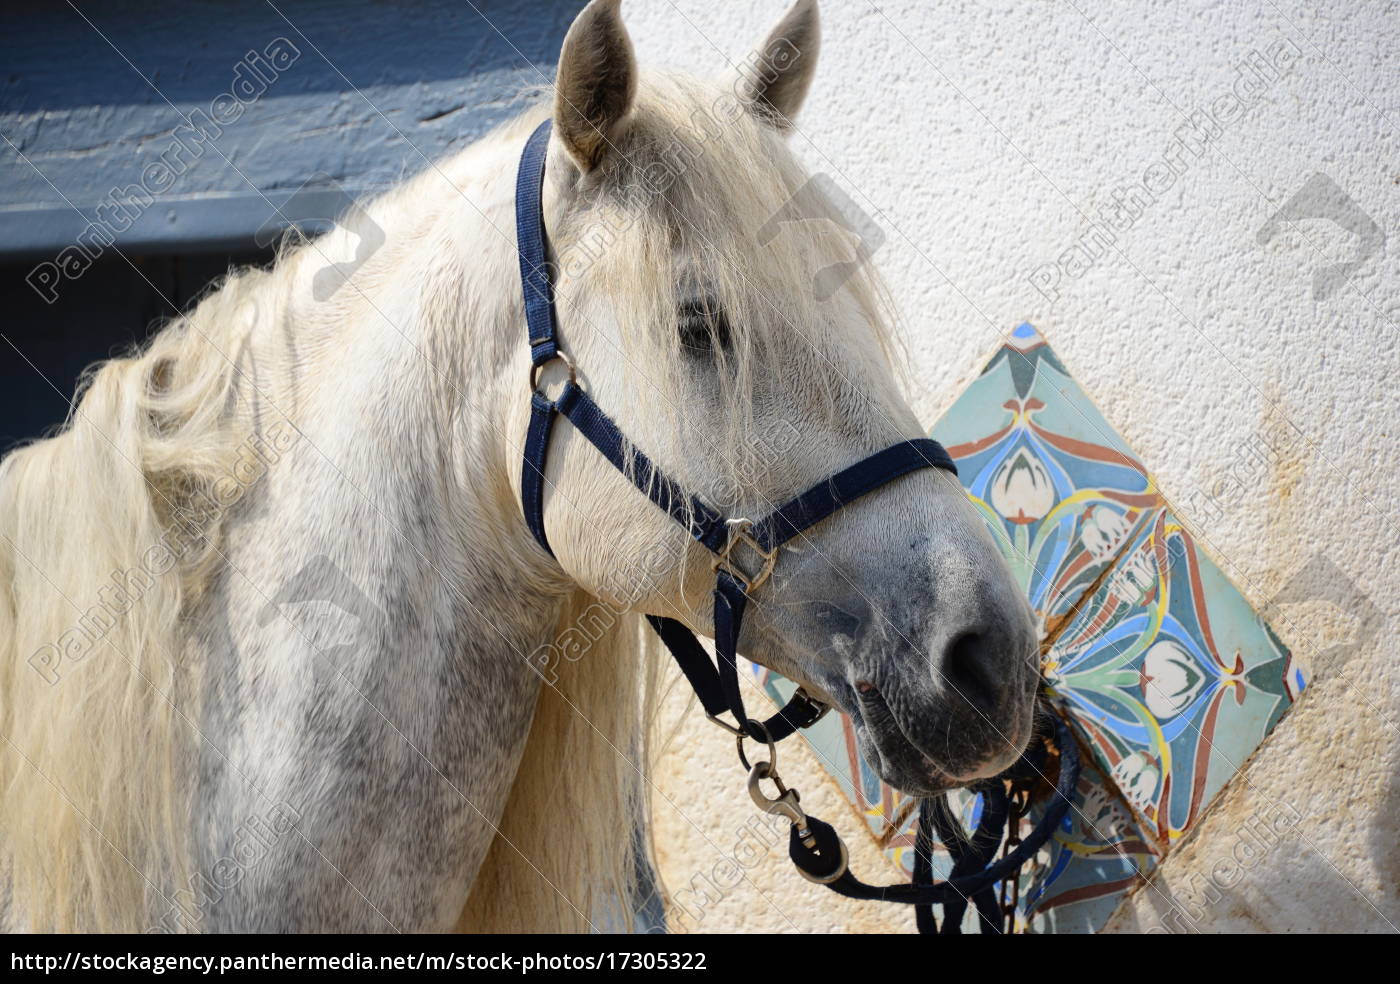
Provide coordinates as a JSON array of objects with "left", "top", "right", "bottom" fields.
[{"left": 0, "top": 0, "right": 584, "bottom": 259}]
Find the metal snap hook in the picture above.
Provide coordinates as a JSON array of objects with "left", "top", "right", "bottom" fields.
[
  {"left": 747, "top": 761, "right": 847, "bottom": 882},
  {"left": 747, "top": 760, "right": 806, "bottom": 829}
]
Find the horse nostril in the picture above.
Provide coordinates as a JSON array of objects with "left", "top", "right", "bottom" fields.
[{"left": 941, "top": 631, "right": 998, "bottom": 715}]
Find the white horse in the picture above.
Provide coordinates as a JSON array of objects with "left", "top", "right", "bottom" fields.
[{"left": 0, "top": 0, "right": 1037, "bottom": 932}]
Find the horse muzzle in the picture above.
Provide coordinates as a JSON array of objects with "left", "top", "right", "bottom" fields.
[{"left": 836, "top": 621, "right": 1041, "bottom": 796}]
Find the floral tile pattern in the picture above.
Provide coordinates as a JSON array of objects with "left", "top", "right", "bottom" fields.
[
  {"left": 1043, "top": 510, "right": 1301, "bottom": 845},
  {"left": 751, "top": 323, "right": 1305, "bottom": 932},
  {"left": 1018, "top": 760, "right": 1160, "bottom": 932}
]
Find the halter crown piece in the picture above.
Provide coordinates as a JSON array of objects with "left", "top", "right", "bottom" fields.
[{"left": 513, "top": 120, "right": 1079, "bottom": 934}]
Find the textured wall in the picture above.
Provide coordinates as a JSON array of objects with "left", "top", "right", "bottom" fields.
[
  {"left": 0, "top": 0, "right": 580, "bottom": 255},
  {"left": 5, "top": 0, "right": 1394, "bottom": 935},
  {"left": 635, "top": 0, "right": 1399, "bottom": 934}
]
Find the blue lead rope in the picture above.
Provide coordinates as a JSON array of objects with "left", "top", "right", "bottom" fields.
[{"left": 786, "top": 717, "right": 1081, "bottom": 932}]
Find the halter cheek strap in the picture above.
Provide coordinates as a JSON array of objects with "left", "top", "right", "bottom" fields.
[{"left": 512, "top": 119, "right": 1079, "bottom": 934}]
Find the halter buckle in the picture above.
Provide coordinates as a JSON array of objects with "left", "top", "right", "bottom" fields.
[
  {"left": 793, "top": 687, "right": 832, "bottom": 727},
  {"left": 713, "top": 519, "right": 778, "bottom": 592}
]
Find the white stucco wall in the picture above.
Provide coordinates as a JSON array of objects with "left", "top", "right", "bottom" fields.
[{"left": 632, "top": 0, "right": 1399, "bottom": 934}]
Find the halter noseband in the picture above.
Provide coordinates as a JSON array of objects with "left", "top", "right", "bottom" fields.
[{"left": 513, "top": 120, "right": 1078, "bottom": 934}]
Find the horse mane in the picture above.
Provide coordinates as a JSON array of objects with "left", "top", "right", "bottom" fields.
[
  {"left": 458, "top": 592, "right": 669, "bottom": 933},
  {"left": 0, "top": 70, "right": 899, "bottom": 932},
  {"left": 0, "top": 261, "right": 286, "bottom": 930}
]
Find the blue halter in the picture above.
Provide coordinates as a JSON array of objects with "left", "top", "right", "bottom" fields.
[{"left": 513, "top": 120, "right": 1078, "bottom": 934}]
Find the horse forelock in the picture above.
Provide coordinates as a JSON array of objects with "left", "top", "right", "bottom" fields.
[{"left": 546, "top": 71, "right": 902, "bottom": 497}]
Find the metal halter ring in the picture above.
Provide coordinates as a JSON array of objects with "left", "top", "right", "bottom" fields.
[
  {"left": 529, "top": 350, "right": 576, "bottom": 393},
  {"left": 736, "top": 722, "right": 777, "bottom": 773}
]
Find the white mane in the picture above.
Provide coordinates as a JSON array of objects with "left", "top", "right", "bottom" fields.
[{"left": 0, "top": 70, "right": 899, "bottom": 932}]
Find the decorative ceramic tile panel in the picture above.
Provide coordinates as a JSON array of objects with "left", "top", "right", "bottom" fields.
[
  {"left": 751, "top": 323, "right": 1305, "bottom": 932},
  {"left": 1043, "top": 510, "right": 1302, "bottom": 846}
]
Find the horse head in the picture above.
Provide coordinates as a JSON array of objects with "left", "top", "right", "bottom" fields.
[{"left": 518, "top": 0, "right": 1039, "bottom": 795}]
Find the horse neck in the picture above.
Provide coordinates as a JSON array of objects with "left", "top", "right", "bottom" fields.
[{"left": 221, "top": 133, "right": 574, "bottom": 689}]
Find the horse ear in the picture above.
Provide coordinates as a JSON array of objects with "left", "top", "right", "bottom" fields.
[
  {"left": 554, "top": 0, "right": 637, "bottom": 172},
  {"left": 735, "top": 0, "right": 820, "bottom": 129}
]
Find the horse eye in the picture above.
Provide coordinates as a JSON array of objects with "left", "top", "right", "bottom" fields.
[{"left": 677, "top": 297, "right": 731, "bottom": 356}]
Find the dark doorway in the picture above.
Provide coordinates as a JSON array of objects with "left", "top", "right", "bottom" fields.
[{"left": 1, "top": 249, "right": 273, "bottom": 453}]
